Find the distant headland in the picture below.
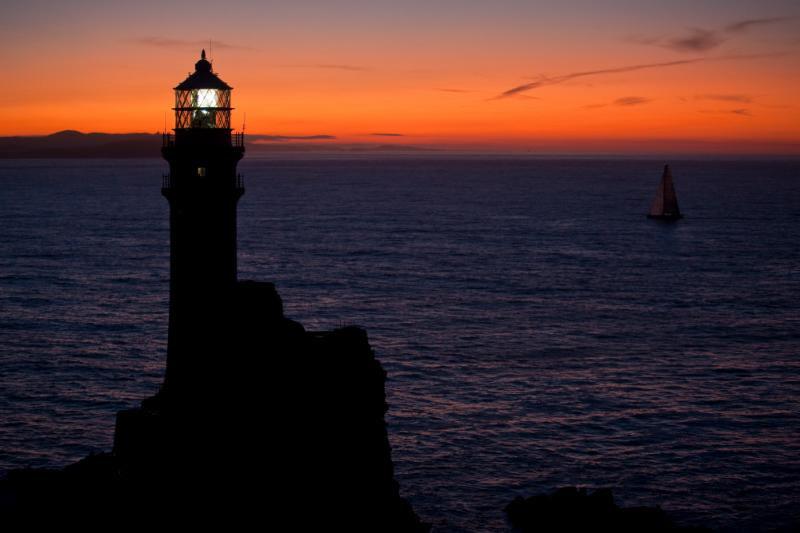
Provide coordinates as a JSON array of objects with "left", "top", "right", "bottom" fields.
[
  {"left": 3, "top": 131, "right": 799, "bottom": 158},
  {"left": 0, "top": 130, "right": 438, "bottom": 158}
]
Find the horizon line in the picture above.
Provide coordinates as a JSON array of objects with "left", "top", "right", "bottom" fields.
[{"left": 1, "top": 129, "right": 798, "bottom": 157}]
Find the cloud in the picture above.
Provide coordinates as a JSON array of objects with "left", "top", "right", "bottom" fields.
[
  {"left": 278, "top": 63, "right": 372, "bottom": 72},
  {"left": 251, "top": 134, "right": 336, "bottom": 142},
  {"left": 370, "top": 133, "right": 404, "bottom": 137},
  {"left": 666, "top": 28, "right": 726, "bottom": 52},
  {"left": 696, "top": 94, "right": 754, "bottom": 103},
  {"left": 494, "top": 58, "right": 701, "bottom": 99},
  {"left": 584, "top": 97, "right": 651, "bottom": 109},
  {"left": 699, "top": 108, "right": 753, "bottom": 117},
  {"left": 313, "top": 64, "right": 371, "bottom": 72},
  {"left": 494, "top": 53, "right": 781, "bottom": 100},
  {"left": 725, "top": 16, "right": 796, "bottom": 33},
  {"left": 630, "top": 16, "right": 796, "bottom": 53},
  {"left": 614, "top": 96, "right": 652, "bottom": 106},
  {"left": 714, "top": 51, "right": 788, "bottom": 61},
  {"left": 135, "top": 37, "right": 252, "bottom": 50},
  {"left": 435, "top": 88, "right": 473, "bottom": 93}
]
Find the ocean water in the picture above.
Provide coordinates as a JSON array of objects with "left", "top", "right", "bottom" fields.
[{"left": 0, "top": 157, "right": 798, "bottom": 531}]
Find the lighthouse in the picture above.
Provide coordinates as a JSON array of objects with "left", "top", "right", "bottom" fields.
[{"left": 161, "top": 50, "right": 245, "bottom": 392}]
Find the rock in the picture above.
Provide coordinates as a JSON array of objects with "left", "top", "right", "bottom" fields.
[
  {"left": 505, "top": 487, "right": 710, "bottom": 532},
  {"left": 0, "top": 281, "right": 428, "bottom": 531}
]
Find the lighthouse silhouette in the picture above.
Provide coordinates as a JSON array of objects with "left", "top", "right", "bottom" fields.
[
  {"left": 0, "top": 50, "right": 426, "bottom": 532},
  {"left": 161, "top": 50, "right": 245, "bottom": 394}
]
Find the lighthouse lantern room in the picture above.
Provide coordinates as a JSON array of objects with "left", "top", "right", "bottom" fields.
[{"left": 173, "top": 50, "right": 233, "bottom": 130}]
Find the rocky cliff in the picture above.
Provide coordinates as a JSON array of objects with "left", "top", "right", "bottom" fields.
[{"left": 0, "top": 281, "right": 426, "bottom": 531}]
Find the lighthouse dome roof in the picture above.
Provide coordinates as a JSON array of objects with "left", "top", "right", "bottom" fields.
[{"left": 174, "top": 50, "right": 232, "bottom": 91}]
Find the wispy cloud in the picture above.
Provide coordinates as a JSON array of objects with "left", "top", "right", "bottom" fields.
[
  {"left": 134, "top": 37, "right": 253, "bottom": 50},
  {"left": 494, "top": 53, "right": 781, "bottom": 100},
  {"left": 666, "top": 29, "right": 726, "bottom": 52},
  {"left": 314, "top": 64, "right": 371, "bottom": 72},
  {"left": 585, "top": 96, "right": 652, "bottom": 109},
  {"left": 699, "top": 108, "right": 753, "bottom": 117},
  {"left": 494, "top": 59, "right": 700, "bottom": 99},
  {"left": 725, "top": 16, "right": 796, "bottom": 33},
  {"left": 696, "top": 93, "right": 754, "bottom": 103},
  {"left": 435, "top": 88, "right": 473, "bottom": 93},
  {"left": 278, "top": 63, "right": 372, "bottom": 72},
  {"left": 251, "top": 134, "right": 336, "bottom": 142},
  {"left": 614, "top": 96, "right": 652, "bottom": 106},
  {"left": 629, "top": 15, "right": 796, "bottom": 53},
  {"left": 370, "top": 132, "right": 404, "bottom": 137}
]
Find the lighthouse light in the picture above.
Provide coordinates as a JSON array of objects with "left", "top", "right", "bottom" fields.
[
  {"left": 194, "top": 89, "right": 218, "bottom": 108},
  {"left": 172, "top": 51, "right": 233, "bottom": 129}
]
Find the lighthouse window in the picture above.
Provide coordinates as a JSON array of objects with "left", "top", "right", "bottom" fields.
[
  {"left": 194, "top": 89, "right": 218, "bottom": 108},
  {"left": 175, "top": 87, "right": 231, "bottom": 129},
  {"left": 197, "top": 167, "right": 206, "bottom": 177}
]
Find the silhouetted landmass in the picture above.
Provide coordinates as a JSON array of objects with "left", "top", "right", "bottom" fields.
[
  {"left": 505, "top": 487, "right": 711, "bottom": 533},
  {"left": 0, "top": 281, "right": 427, "bottom": 531},
  {"left": 0, "top": 131, "right": 437, "bottom": 158},
  {"left": 0, "top": 130, "right": 161, "bottom": 158}
]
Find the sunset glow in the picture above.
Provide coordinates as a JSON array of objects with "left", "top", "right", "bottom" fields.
[{"left": 2, "top": 0, "right": 799, "bottom": 154}]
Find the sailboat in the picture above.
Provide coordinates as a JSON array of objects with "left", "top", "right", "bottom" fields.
[{"left": 647, "top": 164, "right": 683, "bottom": 220}]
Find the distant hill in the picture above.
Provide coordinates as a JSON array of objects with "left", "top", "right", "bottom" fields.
[
  {"left": 0, "top": 131, "right": 437, "bottom": 158},
  {"left": 0, "top": 131, "right": 161, "bottom": 158}
]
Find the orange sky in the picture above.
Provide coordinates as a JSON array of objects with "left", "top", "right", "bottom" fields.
[{"left": 2, "top": 0, "right": 799, "bottom": 154}]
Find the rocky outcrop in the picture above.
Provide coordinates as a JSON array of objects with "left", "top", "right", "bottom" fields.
[
  {"left": 505, "top": 487, "right": 710, "bottom": 533},
  {"left": 0, "top": 281, "right": 427, "bottom": 531}
]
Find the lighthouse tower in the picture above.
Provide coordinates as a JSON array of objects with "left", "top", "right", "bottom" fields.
[{"left": 161, "top": 50, "right": 245, "bottom": 392}]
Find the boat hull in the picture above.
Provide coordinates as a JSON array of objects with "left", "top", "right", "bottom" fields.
[{"left": 647, "top": 213, "right": 683, "bottom": 221}]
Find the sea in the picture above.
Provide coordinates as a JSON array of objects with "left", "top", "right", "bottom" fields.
[{"left": 0, "top": 157, "right": 798, "bottom": 532}]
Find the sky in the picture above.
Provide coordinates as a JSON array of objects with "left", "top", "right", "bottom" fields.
[{"left": 1, "top": 0, "right": 799, "bottom": 154}]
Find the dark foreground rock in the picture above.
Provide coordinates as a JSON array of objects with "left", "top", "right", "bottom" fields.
[
  {"left": 0, "top": 281, "right": 427, "bottom": 531},
  {"left": 505, "top": 487, "right": 710, "bottom": 533}
]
